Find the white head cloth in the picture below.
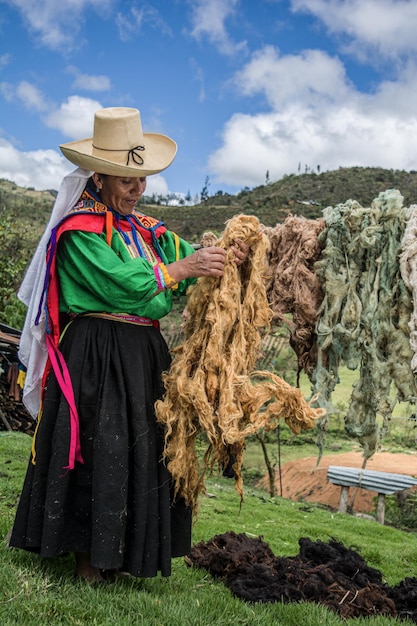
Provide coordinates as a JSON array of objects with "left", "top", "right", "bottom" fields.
[{"left": 18, "top": 167, "right": 93, "bottom": 418}]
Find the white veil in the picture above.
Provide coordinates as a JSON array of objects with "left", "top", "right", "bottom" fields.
[{"left": 18, "top": 167, "right": 93, "bottom": 418}]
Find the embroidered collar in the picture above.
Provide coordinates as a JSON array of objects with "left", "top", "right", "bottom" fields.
[{"left": 67, "top": 189, "right": 165, "bottom": 233}]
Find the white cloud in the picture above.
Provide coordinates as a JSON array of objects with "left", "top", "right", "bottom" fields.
[
  {"left": 3, "top": 0, "right": 114, "bottom": 51},
  {"left": 233, "top": 46, "right": 353, "bottom": 108},
  {"left": 188, "top": 0, "right": 247, "bottom": 56},
  {"left": 0, "top": 81, "right": 14, "bottom": 102},
  {"left": 45, "top": 95, "right": 102, "bottom": 139},
  {"left": 0, "top": 137, "right": 73, "bottom": 190},
  {"left": 0, "top": 86, "right": 102, "bottom": 137},
  {"left": 291, "top": 0, "right": 417, "bottom": 60},
  {"left": 16, "top": 81, "right": 49, "bottom": 111},
  {"left": 190, "top": 58, "right": 206, "bottom": 102},
  {"left": 208, "top": 46, "right": 417, "bottom": 188},
  {"left": 115, "top": 4, "right": 172, "bottom": 42},
  {"left": 0, "top": 80, "right": 49, "bottom": 111},
  {"left": 209, "top": 105, "right": 417, "bottom": 188},
  {"left": 68, "top": 67, "right": 112, "bottom": 92},
  {"left": 144, "top": 174, "right": 169, "bottom": 197},
  {"left": 0, "top": 53, "right": 11, "bottom": 68},
  {"left": 367, "top": 61, "right": 417, "bottom": 117}
]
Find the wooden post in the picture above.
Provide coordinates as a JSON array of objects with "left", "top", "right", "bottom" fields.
[
  {"left": 0, "top": 407, "right": 12, "bottom": 431},
  {"left": 339, "top": 486, "right": 349, "bottom": 513},
  {"left": 376, "top": 493, "right": 385, "bottom": 524}
]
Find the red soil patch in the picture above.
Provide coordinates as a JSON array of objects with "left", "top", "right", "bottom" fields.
[{"left": 259, "top": 451, "right": 417, "bottom": 514}]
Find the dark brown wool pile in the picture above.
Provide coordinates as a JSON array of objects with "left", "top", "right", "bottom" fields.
[{"left": 186, "top": 531, "right": 417, "bottom": 621}]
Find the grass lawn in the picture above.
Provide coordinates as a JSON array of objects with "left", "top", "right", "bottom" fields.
[{"left": 1, "top": 432, "right": 417, "bottom": 626}]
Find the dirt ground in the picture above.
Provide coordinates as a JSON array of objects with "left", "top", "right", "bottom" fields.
[{"left": 259, "top": 451, "right": 417, "bottom": 514}]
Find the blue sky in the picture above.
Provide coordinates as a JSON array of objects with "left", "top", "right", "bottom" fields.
[{"left": 1, "top": 0, "right": 417, "bottom": 201}]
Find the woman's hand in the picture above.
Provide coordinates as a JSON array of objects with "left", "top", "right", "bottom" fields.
[
  {"left": 166, "top": 239, "right": 251, "bottom": 283},
  {"left": 167, "top": 246, "right": 227, "bottom": 282},
  {"left": 231, "top": 239, "right": 250, "bottom": 266}
]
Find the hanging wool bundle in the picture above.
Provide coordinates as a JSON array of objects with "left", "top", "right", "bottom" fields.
[
  {"left": 400, "top": 205, "right": 417, "bottom": 372},
  {"left": 199, "top": 231, "right": 218, "bottom": 248},
  {"left": 155, "top": 214, "right": 325, "bottom": 512},
  {"left": 313, "top": 189, "right": 416, "bottom": 461},
  {"left": 262, "top": 215, "right": 326, "bottom": 380}
]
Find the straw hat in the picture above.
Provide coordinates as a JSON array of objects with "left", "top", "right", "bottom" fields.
[{"left": 60, "top": 107, "right": 177, "bottom": 177}]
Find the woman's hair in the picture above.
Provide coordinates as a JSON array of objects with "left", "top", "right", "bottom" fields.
[{"left": 85, "top": 174, "right": 107, "bottom": 193}]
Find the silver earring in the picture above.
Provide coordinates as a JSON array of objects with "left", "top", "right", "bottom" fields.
[{"left": 96, "top": 186, "right": 100, "bottom": 193}]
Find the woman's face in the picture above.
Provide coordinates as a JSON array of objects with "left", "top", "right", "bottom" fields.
[{"left": 93, "top": 174, "right": 147, "bottom": 215}]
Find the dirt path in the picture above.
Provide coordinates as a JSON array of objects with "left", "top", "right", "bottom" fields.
[{"left": 259, "top": 451, "right": 417, "bottom": 514}]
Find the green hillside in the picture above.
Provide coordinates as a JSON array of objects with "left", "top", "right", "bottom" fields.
[
  {"left": 156, "top": 166, "right": 417, "bottom": 240},
  {"left": 0, "top": 179, "right": 56, "bottom": 228},
  {"left": 2, "top": 166, "right": 417, "bottom": 242}
]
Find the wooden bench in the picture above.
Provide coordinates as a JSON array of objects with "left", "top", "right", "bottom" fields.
[{"left": 327, "top": 465, "right": 417, "bottom": 524}]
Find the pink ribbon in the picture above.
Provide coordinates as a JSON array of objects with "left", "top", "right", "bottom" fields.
[{"left": 46, "top": 334, "right": 83, "bottom": 469}]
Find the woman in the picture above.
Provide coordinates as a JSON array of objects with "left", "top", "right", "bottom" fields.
[{"left": 10, "top": 107, "right": 248, "bottom": 582}]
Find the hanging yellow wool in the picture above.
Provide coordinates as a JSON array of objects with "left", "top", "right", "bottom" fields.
[{"left": 155, "top": 214, "right": 325, "bottom": 512}]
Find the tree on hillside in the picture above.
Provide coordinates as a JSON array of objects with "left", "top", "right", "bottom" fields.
[
  {"left": 0, "top": 210, "right": 32, "bottom": 328},
  {"left": 200, "top": 176, "right": 210, "bottom": 202}
]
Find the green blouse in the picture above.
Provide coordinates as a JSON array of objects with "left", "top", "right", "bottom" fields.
[{"left": 57, "top": 227, "right": 196, "bottom": 321}]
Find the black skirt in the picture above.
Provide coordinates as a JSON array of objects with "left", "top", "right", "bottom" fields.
[{"left": 9, "top": 316, "right": 192, "bottom": 577}]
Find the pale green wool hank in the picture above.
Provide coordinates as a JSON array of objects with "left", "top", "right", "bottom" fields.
[
  {"left": 400, "top": 205, "right": 417, "bottom": 373},
  {"left": 312, "top": 189, "right": 417, "bottom": 462}
]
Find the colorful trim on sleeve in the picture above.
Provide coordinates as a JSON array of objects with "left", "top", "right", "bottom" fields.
[
  {"left": 173, "top": 232, "right": 180, "bottom": 261},
  {"left": 153, "top": 263, "right": 178, "bottom": 290}
]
